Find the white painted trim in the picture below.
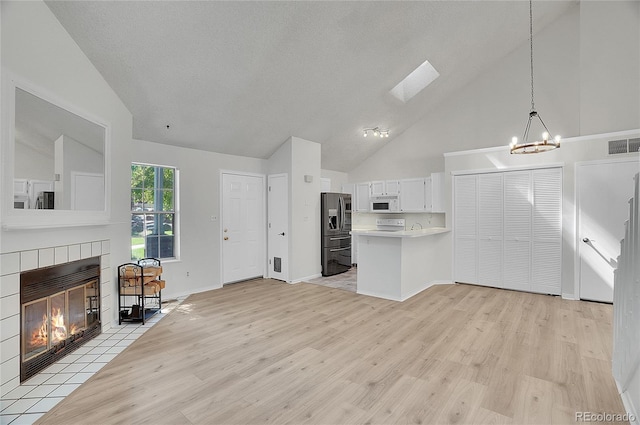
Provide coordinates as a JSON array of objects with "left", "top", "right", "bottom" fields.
[
  {"left": 357, "top": 288, "right": 402, "bottom": 302},
  {"left": 291, "top": 273, "right": 321, "bottom": 284},
  {"left": 444, "top": 128, "right": 640, "bottom": 157},
  {"left": 450, "top": 162, "right": 565, "bottom": 176}
]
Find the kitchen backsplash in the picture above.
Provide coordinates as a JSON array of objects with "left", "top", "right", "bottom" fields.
[{"left": 352, "top": 212, "right": 445, "bottom": 230}]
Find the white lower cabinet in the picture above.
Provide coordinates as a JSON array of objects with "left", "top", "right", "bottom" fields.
[{"left": 453, "top": 167, "right": 562, "bottom": 295}]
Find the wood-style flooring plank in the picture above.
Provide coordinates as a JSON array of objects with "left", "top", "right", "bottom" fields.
[{"left": 37, "top": 280, "right": 626, "bottom": 425}]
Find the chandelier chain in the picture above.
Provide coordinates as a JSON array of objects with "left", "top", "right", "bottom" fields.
[{"left": 529, "top": 0, "right": 535, "bottom": 112}]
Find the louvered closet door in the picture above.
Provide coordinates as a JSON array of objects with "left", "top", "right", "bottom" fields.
[
  {"left": 531, "top": 168, "right": 562, "bottom": 294},
  {"left": 454, "top": 175, "right": 478, "bottom": 284},
  {"left": 503, "top": 170, "right": 532, "bottom": 292},
  {"left": 478, "top": 173, "right": 504, "bottom": 288}
]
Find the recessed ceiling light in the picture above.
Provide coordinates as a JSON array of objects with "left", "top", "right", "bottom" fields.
[{"left": 390, "top": 59, "right": 440, "bottom": 103}]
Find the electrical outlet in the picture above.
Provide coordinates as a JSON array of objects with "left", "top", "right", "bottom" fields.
[{"left": 186, "top": 271, "right": 190, "bottom": 277}]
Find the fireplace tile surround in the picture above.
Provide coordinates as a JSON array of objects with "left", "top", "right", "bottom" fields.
[{"left": 1, "top": 240, "right": 112, "bottom": 397}]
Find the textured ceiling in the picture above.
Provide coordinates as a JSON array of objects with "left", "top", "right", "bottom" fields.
[{"left": 45, "top": 1, "right": 575, "bottom": 172}]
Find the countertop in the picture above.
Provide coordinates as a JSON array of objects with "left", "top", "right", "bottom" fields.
[{"left": 350, "top": 227, "right": 450, "bottom": 238}]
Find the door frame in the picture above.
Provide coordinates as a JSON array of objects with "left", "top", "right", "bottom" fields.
[
  {"left": 219, "top": 170, "right": 267, "bottom": 285},
  {"left": 267, "top": 173, "right": 290, "bottom": 282},
  {"left": 574, "top": 157, "right": 639, "bottom": 300}
]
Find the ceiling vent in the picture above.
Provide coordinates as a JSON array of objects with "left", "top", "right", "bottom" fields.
[{"left": 609, "top": 139, "right": 629, "bottom": 155}]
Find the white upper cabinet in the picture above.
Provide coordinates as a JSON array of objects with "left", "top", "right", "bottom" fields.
[
  {"left": 355, "top": 182, "right": 371, "bottom": 212},
  {"left": 341, "top": 183, "right": 355, "bottom": 197},
  {"left": 399, "top": 178, "right": 426, "bottom": 212},
  {"left": 370, "top": 180, "right": 399, "bottom": 197},
  {"left": 430, "top": 172, "right": 445, "bottom": 212}
]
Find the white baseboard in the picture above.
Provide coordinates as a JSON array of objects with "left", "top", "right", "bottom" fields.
[
  {"left": 356, "top": 288, "right": 402, "bottom": 302},
  {"left": 290, "top": 273, "right": 322, "bottom": 284},
  {"left": 616, "top": 377, "right": 640, "bottom": 425}
]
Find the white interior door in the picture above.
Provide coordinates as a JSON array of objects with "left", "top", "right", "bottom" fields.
[
  {"left": 268, "top": 174, "right": 289, "bottom": 282},
  {"left": 578, "top": 160, "right": 638, "bottom": 302},
  {"left": 71, "top": 172, "right": 105, "bottom": 211},
  {"left": 222, "top": 173, "right": 264, "bottom": 284}
]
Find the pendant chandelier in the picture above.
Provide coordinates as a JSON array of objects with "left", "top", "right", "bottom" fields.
[{"left": 509, "top": 0, "right": 560, "bottom": 154}]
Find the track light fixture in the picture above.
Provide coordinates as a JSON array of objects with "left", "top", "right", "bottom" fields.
[{"left": 363, "top": 127, "right": 390, "bottom": 138}]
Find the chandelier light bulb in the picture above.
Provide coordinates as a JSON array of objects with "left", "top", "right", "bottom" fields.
[
  {"left": 555, "top": 135, "right": 561, "bottom": 142},
  {"left": 511, "top": 137, "right": 518, "bottom": 146},
  {"left": 542, "top": 132, "right": 549, "bottom": 141},
  {"left": 374, "top": 130, "right": 379, "bottom": 137},
  {"left": 363, "top": 131, "right": 367, "bottom": 137}
]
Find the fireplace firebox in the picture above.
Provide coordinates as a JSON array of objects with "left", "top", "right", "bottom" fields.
[{"left": 20, "top": 257, "right": 101, "bottom": 382}]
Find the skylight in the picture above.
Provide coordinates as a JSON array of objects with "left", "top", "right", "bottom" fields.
[{"left": 389, "top": 59, "right": 440, "bottom": 103}]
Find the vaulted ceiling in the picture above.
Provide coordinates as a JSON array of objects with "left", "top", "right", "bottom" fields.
[{"left": 46, "top": 1, "right": 574, "bottom": 172}]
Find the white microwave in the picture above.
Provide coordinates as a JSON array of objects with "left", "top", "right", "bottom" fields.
[{"left": 371, "top": 197, "right": 399, "bottom": 212}]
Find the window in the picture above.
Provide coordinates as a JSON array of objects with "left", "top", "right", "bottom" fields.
[{"left": 130, "top": 164, "right": 177, "bottom": 260}]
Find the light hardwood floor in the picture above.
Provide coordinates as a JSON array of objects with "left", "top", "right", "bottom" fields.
[{"left": 38, "top": 280, "right": 627, "bottom": 424}]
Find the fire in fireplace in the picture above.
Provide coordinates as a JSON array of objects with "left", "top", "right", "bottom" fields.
[{"left": 20, "top": 257, "right": 101, "bottom": 382}]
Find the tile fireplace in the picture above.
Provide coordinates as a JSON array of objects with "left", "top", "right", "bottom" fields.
[{"left": 20, "top": 257, "right": 101, "bottom": 382}]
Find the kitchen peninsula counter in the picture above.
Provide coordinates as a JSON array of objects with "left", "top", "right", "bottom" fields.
[{"left": 351, "top": 227, "right": 451, "bottom": 301}]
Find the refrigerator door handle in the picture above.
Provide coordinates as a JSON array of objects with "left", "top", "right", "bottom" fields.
[
  {"left": 330, "top": 236, "right": 350, "bottom": 240},
  {"left": 329, "top": 247, "right": 351, "bottom": 252},
  {"left": 340, "top": 196, "right": 345, "bottom": 231}
]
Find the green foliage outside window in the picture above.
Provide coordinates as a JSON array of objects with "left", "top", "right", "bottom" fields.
[{"left": 131, "top": 164, "right": 176, "bottom": 260}]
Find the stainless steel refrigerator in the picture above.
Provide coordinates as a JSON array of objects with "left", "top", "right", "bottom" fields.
[{"left": 321, "top": 192, "right": 352, "bottom": 276}]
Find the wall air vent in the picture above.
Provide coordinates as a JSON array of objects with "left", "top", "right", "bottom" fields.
[
  {"left": 628, "top": 138, "right": 640, "bottom": 154},
  {"left": 609, "top": 139, "right": 629, "bottom": 155}
]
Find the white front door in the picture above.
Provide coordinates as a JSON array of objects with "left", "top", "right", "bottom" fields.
[
  {"left": 221, "top": 173, "right": 264, "bottom": 284},
  {"left": 268, "top": 174, "right": 289, "bottom": 282},
  {"left": 577, "top": 159, "right": 638, "bottom": 302}
]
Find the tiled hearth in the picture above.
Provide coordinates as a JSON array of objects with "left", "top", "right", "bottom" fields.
[
  {"left": 1, "top": 241, "right": 112, "bottom": 399},
  {"left": 0, "top": 300, "right": 182, "bottom": 424}
]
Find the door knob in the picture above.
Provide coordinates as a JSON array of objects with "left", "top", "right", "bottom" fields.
[
  {"left": 224, "top": 228, "right": 228, "bottom": 233},
  {"left": 224, "top": 236, "right": 229, "bottom": 240},
  {"left": 279, "top": 232, "right": 285, "bottom": 236},
  {"left": 583, "top": 237, "right": 593, "bottom": 243}
]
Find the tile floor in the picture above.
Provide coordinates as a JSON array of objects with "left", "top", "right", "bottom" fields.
[
  {"left": 306, "top": 266, "right": 357, "bottom": 293},
  {"left": 0, "top": 297, "right": 184, "bottom": 425}
]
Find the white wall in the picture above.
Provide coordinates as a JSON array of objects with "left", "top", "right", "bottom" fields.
[
  {"left": 1, "top": 0, "right": 132, "bottom": 395},
  {"left": 445, "top": 130, "right": 640, "bottom": 299},
  {"left": 349, "top": 2, "right": 640, "bottom": 183},
  {"left": 580, "top": 1, "right": 640, "bottom": 136},
  {"left": 131, "top": 139, "right": 266, "bottom": 298},
  {"left": 267, "top": 137, "right": 322, "bottom": 283},
  {"left": 56, "top": 135, "right": 103, "bottom": 209},
  {"left": 291, "top": 137, "right": 321, "bottom": 282},
  {"left": 320, "top": 169, "right": 348, "bottom": 193},
  {"left": 14, "top": 134, "right": 54, "bottom": 181},
  {"left": 1, "top": 0, "right": 132, "bottom": 291}
]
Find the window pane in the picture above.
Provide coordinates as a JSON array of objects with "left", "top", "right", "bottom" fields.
[
  {"left": 131, "top": 189, "right": 143, "bottom": 211},
  {"left": 159, "top": 213, "right": 174, "bottom": 236},
  {"left": 159, "top": 235, "right": 174, "bottom": 258},
  {"left": 142, "top": 166, "right": 155, "bottom": 188},
  {"left": 159, "top": 189, "right": 174, "bottom": 212},
  {"left": 131, "top": 163, "right": 177, "bottom": 260},
  {"left": 160, "top": 168, "right": 174, "bottom": 190},
  {"left": 131, "top": 165, "right": 145, "bottom": 189},
  {"left": 142, "top": 189, "right": 155, "bottom": 211}
]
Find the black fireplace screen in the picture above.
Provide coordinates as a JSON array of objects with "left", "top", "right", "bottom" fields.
[{"left": 20, "top": 257, "right": 101, "bottom": 382}]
